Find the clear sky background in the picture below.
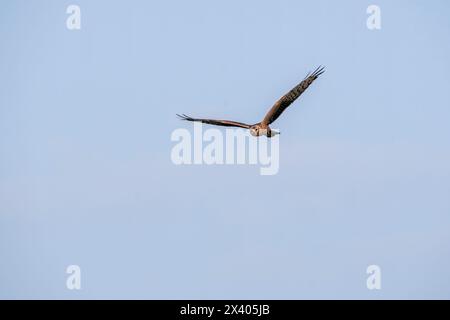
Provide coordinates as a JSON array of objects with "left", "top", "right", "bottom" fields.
[{"left": 1, "top": 0, "right": 450, "bottom": 299}]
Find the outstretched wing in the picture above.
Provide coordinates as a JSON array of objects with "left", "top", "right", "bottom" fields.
[
  {"left": 177, "top": 114, "right": 251, "bottom": 129},
  {"left": 261, "top": 66, "right": 325, "bottom": 126}
]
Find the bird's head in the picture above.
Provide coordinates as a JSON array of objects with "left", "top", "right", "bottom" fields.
[{"left": 250, "top": 126, "right": 260, "bottom": 137}]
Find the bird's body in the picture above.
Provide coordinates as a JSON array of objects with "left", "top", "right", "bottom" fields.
[{"left": 177, "top": 66, "right": 325, "bottom": 137}]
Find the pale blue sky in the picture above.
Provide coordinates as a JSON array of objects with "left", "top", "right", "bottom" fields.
[{"left": 1, "top": 0, "right": 450, "bottom": 299}]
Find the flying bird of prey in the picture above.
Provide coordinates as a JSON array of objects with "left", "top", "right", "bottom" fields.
[{"left": 177, "top": 66, "right": 325, "bottom": 137}]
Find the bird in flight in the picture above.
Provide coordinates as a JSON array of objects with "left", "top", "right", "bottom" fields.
[{"left": 177, "top": 66, "right": 325, "bottom": 138}]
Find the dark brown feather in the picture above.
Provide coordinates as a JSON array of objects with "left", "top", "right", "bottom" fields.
[
  {"left": 261, "top": 66, "right": 324, "bottom": 125},
  {"left": 177, "top": 114, "right": 251, "bottom": 129}
]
